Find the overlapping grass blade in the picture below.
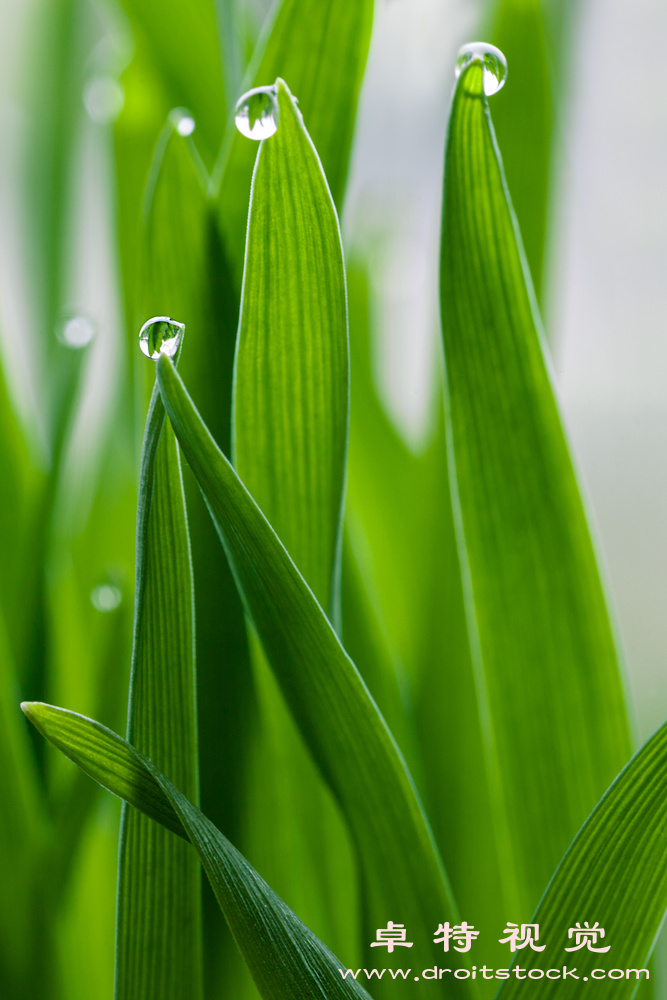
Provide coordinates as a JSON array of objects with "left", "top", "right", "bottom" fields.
[
  {"left": 22, "top": 702, "right": 373, "bottom": 1000},
  {"left": 493, "top": 720, "right": 667, "bottom": 998},
  {"left": 216, "top": 0, "right": 374, "bottom": 285},
  {"left": 138, "top": 119, "right": 254, "bottom": 994},
  {"left": 157, "top": 354, "right": 474, "bottom": 997},
  {"left": 115, "top": 382, "right": 202, "bottom": 1000},
  {"left": 438, "top": 60, "right": 632, "bottom": 920},
  {"left": 233, "top": 77, "right": 357, "bottom": 966}
]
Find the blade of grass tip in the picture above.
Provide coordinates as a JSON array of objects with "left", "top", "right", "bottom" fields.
[
  {"left": 215, "top": 0, "right": 374, "bottom": 288},
  {"left": 115, "top": 378, "right": 202, "bottom": 1000},
  {"left": 157, "top": 353, "right": 475, "bottom": 997},
  {"left": 344, "top": 263, "right": 507, "bottom": 983},
  {"left": 22, "top": 702, "right": 375, "bottom": 1000},
  {"left": 439, "top": 58, "right": 632, "bottom": 922},
  {"left": 233, "top": 76, "right": 357, "bottom": 967},
  {"left": 137, "top": 120, "right": 255, "bottom": 995},
  {"left": 488, "top": 0, "right": 552, "bottom": 301}
]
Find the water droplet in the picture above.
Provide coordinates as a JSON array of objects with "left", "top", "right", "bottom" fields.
[
  {"left": 170, "top": 107, "right": 196, "bottom": 136},
  {"left": 234, "top": 86, "right": 279, "bottom": 141},
  {"left": 138, "top": 316, "right": 184, "bottom": 360},
  {"left": 57, "top": 314, "right": 96, "bottom": 349},
  {"left": 455, "top": 42, "right": 507, "bottom": 96},
  {"left": 83, "top": 75, "right": 125, "bottom": 123},
  {"left": 91, "top": 584, "right": 122, "bottom": 613}
]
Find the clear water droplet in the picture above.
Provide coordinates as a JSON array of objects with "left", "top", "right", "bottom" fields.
[
  {"left": 455, "top": 42, "right": 508, "bottom": 96},
  {"left": 83, "top": 75, "right": 125, "bottom": 123},
  {"left": 138, "top": 316, "right": 184, "bottom": 360},
  {"left": 91, "top": 584, "right": 122, "bottom": 613},
  {"left": 57, "top": 314, "right": 96, "bottom": 349},
  {"left": 170, "top": 107, "right": 196, "bottom": 136},
  {"left": 234, "top": 86, "right": 279, "bottom": 141}
]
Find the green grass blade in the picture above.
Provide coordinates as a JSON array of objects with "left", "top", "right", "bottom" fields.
[
  {"left": 22, "top": 702, "right": 373, "bottom": 1000},
  {"left": 157, "top": 354, "right": 475, "bottom": 997},
  {"left": 234, "top": 77, "right": 357, "bottom": 967},
  {"left": 439, "top": 60, "right": 632, "bottom": 919},
  {"left": 137, "top": 122, "right": 255, "bottom": 994},
  {"left": 115, "top": 384, "right": 202, "bottom": 1000},
  {"left": 216, "top": 0, "right": 374, "bottom": 285},
  {"left": 493, "top": 721, "right": 667, "bottom": 998},
  {"left": 489, "top": 0, "right": 552, "bottom": 298},
  {"left": 234, "top": 78, "right": 348, "bottom": 618}
]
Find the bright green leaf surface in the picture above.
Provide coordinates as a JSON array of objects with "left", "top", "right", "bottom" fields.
[
  {"left": 234, "top": 78, "right": 348, "bottom": 620},
  {"left": 495, "top": 720, "right": 667, "bottom": 998},
  {"left": 216, "top": 0, "right": 374, "bottom": 285},
  {"left": 234, "top": 77, "right": 357, "bottom": 968},
  {"left": 439, "top": 61, "right": 632, "bottom": 919},
  {"left": 22, "top": 702, "right": 373, "bottom": 1000},
  {"left": 115, "top": 384, "right": 202, "bottom": 1000},
  {"left": 157, "top": 354, "right": 474, "bottom": 998}
]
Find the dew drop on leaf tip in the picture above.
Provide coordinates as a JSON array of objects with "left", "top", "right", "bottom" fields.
[
  {"left": 138, "top": 316, "right": 184, "bottom": 360},
  {"left": 455, "top": 42, "right": 507, "bottom": 96},
  {"left": 234, "top": 86, "right": 280, "bottom": 140}
]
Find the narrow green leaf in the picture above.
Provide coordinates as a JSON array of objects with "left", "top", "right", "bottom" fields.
[
  {"left": 234, "top": 77, "right": 357, "bottom": 966},
  {"left": 494, "top": 720, "right": 667, "bottom": 998},
  {"left": 234, "top": 78, "right": 348, "bottom": 621},
  {"left": 115, "top": 383, "right": 202, "bottom": 1000},
  {"left": 156, "top": 354, "right": 474, "bottom": 996},
  {"left": 22, "top": 702, "right": 373, "bottom": 1000},
  {"left": 137, "top": 121, "right": 255, "bottom": 994},
  {"left": 216, "top": 0, "right": 374, "bottom": 285},
  {"left": 439, "top": 60, "right": 632, "bottom": 918}
]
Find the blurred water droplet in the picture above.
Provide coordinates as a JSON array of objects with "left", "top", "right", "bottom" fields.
[
  {"left": 171, "top": 107, "right": 196, "bottom": 136},
  {"left": 234, "top": 86, "right": 279, "bottom": 140},
  {"left": 58, "top": 314, "right": 96, "bottom": 349},
  {"left": 83, "top": 75, "right": 125, "bottom": 123},
  {"left": 91, "top": 584, "right": 122, "bottom": 613},
  {"left": 455, "top": 42, "right": 507, "bottom": 96},
  {"left": 138, "top": 316, "right": 184, "bottom": 360}
]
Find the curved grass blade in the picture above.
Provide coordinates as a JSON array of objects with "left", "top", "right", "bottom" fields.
[
  {"left": 216, "top": 0, "right": 374, "bottom": 285},
  {"left": 22, "top": 702, "right": 374, "bottom": 1000},
  {"left": 115, "top": 383, "right": 202, "bottom": 1000},
  {"left": 493, "top": 719, "right": 667, "bottom": 998},
  {"left": 438, "top": 60, "right": 632, "bottom": 919},
  {"left": 157, "top": 354, "right": 475, "bottom": 997}
]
